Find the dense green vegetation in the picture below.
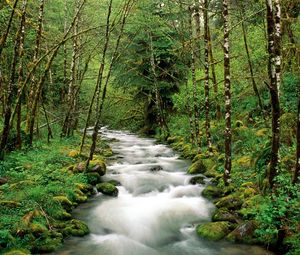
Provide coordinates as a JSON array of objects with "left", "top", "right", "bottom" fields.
[{"left": 0, "top": 0, "right": 300, "bottom": 254}]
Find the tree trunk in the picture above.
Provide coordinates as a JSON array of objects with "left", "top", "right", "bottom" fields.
[
  {"left": 86, "top": 0, "right": 113, "bottom": 168},
  {"left": 208, "top": 26, "right": 221, "bottom": 120},
  {"left": 15, "top": 0, "right": 28, "bottom": 149},
  {"left": 240, "top": 8, "right": 264, "bottom": 115},
  {"left": 266, "top": 0, "right": 281, "bottom": 188},
  {"left": 26, "top": 0, "right": 45, "bottom": 132},
  {"left": 223, "top": 0, "right": 232, "bottom": 186},
  {"left": 203, "top": 0, "right": 212, "bottom": 153}
]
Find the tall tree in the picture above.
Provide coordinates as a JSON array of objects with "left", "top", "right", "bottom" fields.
[
  {"left": 223, "top": 0, "right": 232, "bottom": 186},
  {"left": 266, "top": 0, "right": 281, "bottom": 188},
  {"left": 203, "top": 0, "right": 212, "bottom": 153}
]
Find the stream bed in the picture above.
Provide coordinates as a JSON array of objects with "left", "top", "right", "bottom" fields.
[{"left": 54, "top": 129, "right": 272, "bottom": 255}]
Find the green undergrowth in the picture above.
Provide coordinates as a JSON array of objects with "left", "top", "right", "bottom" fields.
[{"left": 0, "top": 133, "right": 109, "bottom": 254}]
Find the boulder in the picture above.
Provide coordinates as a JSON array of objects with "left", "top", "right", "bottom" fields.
[
  {"left": 202, "top": 185, "right": 223, "bottom": 199},
  {"left": 73, "top": 162, "right": 85, "bottom": 173},
  {"left": 88, "top": 159, "right": 106, "bottom": 176},
  {"left": 3, "top": 249, "right": 31, "bottom": 255},
  {"left": 62, "top": 219, "right": 89, "bottom": 237},
  {"left": 212, "top": 208, "right": 240, "bottom": 223},
  {"left": 96, "top": 182, "right": 118, "bottom": 197},
  {"left": 107, "top": 179, "right": 121, "bottom": 186},
  {"left": 189, "top": 176, "right": 205, "bottom": 185},
  {"left": 187, "top": 160, "right": 207, "bottom": 174},
  {"left": 86, "top": 172, "right": 101, "bottom": 185},
  {"left": 215, "top": 194, "right": 243, "bottom": 210},
  {"left": 53, "top": 196, "right": 73, "bottom": 212},
  {"left": 196, "top": 221, "right": 231, "bottom": 241},
  {"left": 0, "top": 177, "right": 8, "bottom": 186},
  {"left": 226, "top": 221, "right": 258, "bottom": 244}
]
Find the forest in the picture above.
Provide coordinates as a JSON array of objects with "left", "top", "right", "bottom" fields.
[{"left": 0, "top": 0, "right": 299, "bottom": 254}]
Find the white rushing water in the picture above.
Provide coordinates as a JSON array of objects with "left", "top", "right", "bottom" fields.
[{"left": 54, "top": 129, "right": 272, "bottom": 255}]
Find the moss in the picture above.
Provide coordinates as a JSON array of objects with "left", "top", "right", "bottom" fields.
[
  {"left": 187, "top": 160, "right": 205, "bottom": 174},
  {"left": 166, "top": 136, "right": 180, "bottom": 144},
  {"left": 241, "top": 182, "right": 255, "bottom": 188},
  {"left": 215, "top": 194, "right": 243, "bottom": 210},
  {"left": 192, "top": 154, "right": 206, "bottom": 163},
  {"left": 86, "top": 172, "right": 101, "bottom": 185},
  {"left": 3, "top": 249, "right": 31, "bottom": 255},
  {"left": 189, "top": 176, "right": 205, "bottom": 185},
  {"left": 225, "top": 221, "right": 258, "bottom": 244},
  {"left": 53, "top": 210, "right": 72, "bottom": 220},
  {"left": 29, "top": 223, "right": 48, "bottom": 236},
  {"left": 239, "top": 195, "right": 263, "bottom": 220},
  {"left": 53, "top": 196, "right": 73, "bottom": 212},
  {"left": 62, "top": 219, "right": 89, "bottom": 237},
  {"left": 235, "top": 156, "right": 252, "bottom": 168},
  {"left": 75, "top": 183, "right": 93, "bottom": 194},
  {"left": 107, "top": 179, "right": 121, "bottom": 186},
  {"left": 96, "top": 182, "right": 118, "bottom": 197},
  {"left": 196, "top": 221, "right": 231, "bottom": 241},
  {"left": 202, "top": 185, "right": 223, "bottom": 199},
  {"left": 235, "top": 120, "right": 244, "bottom": 127},
  {"left": 102, "top": 148, "right": 113, "bottom": 157},
  {"left": 32, "top": 231, "right": 63, "bottom": 253},
  {"left": 212, "top": 208, "right": 240, "bottom": 223},
  {"left": 181, "top": 144, "right": 197, "bottom": 159},
  {"left": 88, "top": 159, "right": 106, "bottom": 176}
]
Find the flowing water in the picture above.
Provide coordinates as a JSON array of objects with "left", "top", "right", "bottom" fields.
[{"left": 55, "top": 129, "right": 272, "bottom": 255}]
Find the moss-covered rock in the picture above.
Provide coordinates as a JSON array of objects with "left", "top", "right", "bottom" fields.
[
  {"left": 226, "top": 221, "right": 258, "bottom": 244},
  {"left": 202, "top": 185, "right": 223, "bottom": 199},
  {"left": 88, "top": 159, "right": 106, "bottom": 176},
  {"left": 53, "top": 196, "right": 73, "bottom": 212},
  {"left": 189, "top": 176, "right": 205, "bottom": 185},
  {"left": 255, "top": 128, "right": 269, "bottom": 137},
  {"left": 72, "top": 162, "right": 85, "bottom": 173},
  {"left": 212, "top": 208, "right": 240, "bottom": 223},
  {"left": 53, "top": 210, "right": 72, "bottom": 220},
  {"left": 166, "top": 136, "right": 180, "bottom": 144},
  {"left": 75, "top": 183, "right": 93, "bottom": 194},
  {"left": 0, "top": 230, "right": 15, "bottom": 249},
  {"left": 68, "top": 150, "right": 80, "bottom": 158},
  {"left": 107, "top": 179, "right": 121, "bottom": 186},
  {"left": 181, "top": 144, "right": 197, "bottom": 159},
  {"left": 192, "top": 154, "right": 206, "bottom": 163},
  {"left": 86, "top": 172, "right": 101, "bottom": 185},
  {"left": 32, "top": 231, "right": 63, "bottom": 253},
  {"left": 238, "top": 195, "right": 263, "bottom": 220},
  {"left": 3, "top": 249, "right": 31, "bottom": 255},
  {"left": 215, "top": 194, "right": 243, "bottom": 210},
  {"left": 96, "top": 182, "right": 118, "bottom": 197},
  {"left": 62, "top": 219, "right": 89, "bottom": 237},
  {"left": 187, "top": 160, "right": 207, "bottom": 174},
  {"left": 196, "top": 221, "right": 231, "bottom": 241},
  {"left": 29, "top": 223, "right": 48, "bottom": 237}
]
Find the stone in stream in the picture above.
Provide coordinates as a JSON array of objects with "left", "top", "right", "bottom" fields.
[
  {"left": 189, "top": 176, "right": 205, "bottom": 185},
  {"left": 202, "top": 185, "right": 223, "bottom": 199},
  {"left": 150, "top": 165, "right": 163, "bottom": 172},
  {"left": 196, "top": 221, "right": 231, "bottom": 241},
  {"left": 96, "top": 182, "right": 118, "bottom": 197}
]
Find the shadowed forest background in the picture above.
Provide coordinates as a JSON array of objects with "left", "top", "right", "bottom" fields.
[{"left": 0, "top": 0, "right": 300, "bottom": 254}]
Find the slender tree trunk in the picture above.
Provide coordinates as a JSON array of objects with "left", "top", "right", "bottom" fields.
[
  {"left": 223, "top": 0, "right": 232, "bottom": 186},
  {"left": 266, "top": 0, "right": 281, "bottom": 188},
  {"left": 0, "top": 0, "right": 19, "bottom": 57},
  {"left": 63, "top": 0, "right": 68, "bottom": 102},
  {"left": 240, "top": 9, "right": 264, "bottom": 114},
  {"left": 188, "top": 6, "right": 200, "bottom": 149},
  {"left": 85, "top": 0, "right": 113, "bottom": 167},
  {"left": 203, "top": 0, "right": 212, "bottom": 153},
  {"left": 15, "top": 0, "right": 28, "bottom": 149},
  {"left": 0, "top": 1, "right": 23, "bottom": 159},
  {"left": 26, "top": 0, "right": 45, "bottom": 132},
  {"left": 208, "top": 26, "right": 221, "bottom": 120}
]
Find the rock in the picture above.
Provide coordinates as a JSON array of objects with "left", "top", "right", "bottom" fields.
[
  {"left": 32, "top": 231, "right": 63, "bottom": 253},
  {"left": 196, "top": 221, "right": 231, "bottom": 241},
  {"left": 202, "top": 185, "right": 222, "bottom": 199},
  {"left": 75, "top": 183, "right": 93, "bottom": 194},
  {"left": 166, "top": 136, "right": 179, "bottom": 144},
  {"left": 107, "top": 179, "right": 121, "bottom": 186},
  {"left": 75, "top": 162, "right": 86, "bottom": 173},
  {"left": 226, "top": 221, "right": 258, "bottom": 244},
  {"left": 53, "top": 196, "right": 73, "bottom": 212},
  {"left": 212, "top": 208, "right": 240, "bottom": 223},
  {"left": 3, "top": 249, "right": 31, "bottom": 255},
  {"left": 215, "top": 194, "right": 243, "bottom": 210},
  {"left": 62, "top": 219, "right": 89, "bottom": 237},
  {"left": 189, "top": 176, "right": 205, "bottom": 185},
  {"left": 53, "top": 210, "right": 72, "bottom": 220},
  {"left": 96, "top": 182, "right": 118, "bottom": 197},
  {"left": 86, "top": 172, "right": 101, "bottom": 185},
  {"left": 88, "top": 159, "right": 106, "bottom": 176},
  {"left": 192, "top": 154, "right": 205, "bottom": 163},
  {"left": 150, "top": 166, "right": 163, "bottom": 172},
  {"left": 29, "top": 223, "right": 48, "bottom": 237},
  {"left": 187, "top": 160, "right": 207, "bottom": 174},
  {"left": 0, "top": 177, "right": 8, "bottom": 185}
]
